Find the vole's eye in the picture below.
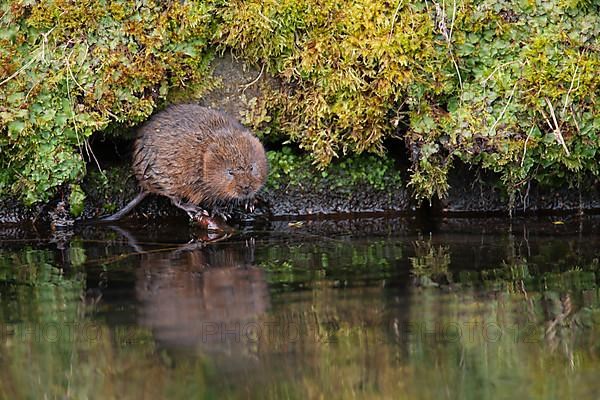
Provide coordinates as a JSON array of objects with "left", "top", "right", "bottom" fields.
[
  {"left": 249, "top": 164, "right": 254, "bottom": 172},
  {"left": 226, "top": 168, "right": 234, "bottom": 177}
]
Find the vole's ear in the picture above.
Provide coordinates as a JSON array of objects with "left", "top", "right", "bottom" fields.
[
  {"left": 253, "top": 140, "right": 268, "bottom": 173},
  {"left": 205, "top": 142, "right": 223, "bottom": 161},
  {"left": 251, "top": 137, "right": 267, "bottom": 160},
  {"left": 205, "top": 142, "right": 218, "bottom": 154}
]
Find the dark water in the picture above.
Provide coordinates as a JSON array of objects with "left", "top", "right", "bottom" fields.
[{"left": 1, "top": 215, "right": 600, "bottom": 399}]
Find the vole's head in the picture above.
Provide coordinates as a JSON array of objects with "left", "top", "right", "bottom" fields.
[{"left": 203, "top": 131, "right": 268, "bottom": 202}]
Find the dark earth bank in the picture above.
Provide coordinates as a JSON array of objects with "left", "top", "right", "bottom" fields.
[{"left": 2, "top": 163, "right": 600, "bottom": 226}]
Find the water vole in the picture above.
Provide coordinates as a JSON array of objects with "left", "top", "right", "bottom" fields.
[{"left": 103, "top": 104, "right": 268, "bottom": 221}]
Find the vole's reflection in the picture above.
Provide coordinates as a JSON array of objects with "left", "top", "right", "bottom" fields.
[{"left": 113, "top": 226, "right": 270, "bottom": 352}]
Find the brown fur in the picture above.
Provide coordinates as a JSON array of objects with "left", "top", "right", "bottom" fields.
[
  {"left": 105, "top": 104, "right": 268, "bottom": 221},
  {"left": 134, "top": 103, "right": 267, "bottom": 205}
]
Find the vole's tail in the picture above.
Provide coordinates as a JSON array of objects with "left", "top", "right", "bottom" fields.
[{"left": 100, "top": 191, "right": 148, "bottom": 222}]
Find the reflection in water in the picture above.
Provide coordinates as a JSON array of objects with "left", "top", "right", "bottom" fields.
[
  {"left": 108, "top": 224, "right": 270, "bottom": 352},
  {"left": 135, "top": 243, "right": 269, "bottom": 351},
  {"left": 1, "top": 217, "right": 600, "bottom": 398}
]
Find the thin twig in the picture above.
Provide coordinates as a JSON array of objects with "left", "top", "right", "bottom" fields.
[
  {"left": 66, "top": 44, "right": 91, "bottom": 94},
  {"left": 0, "top": 24, "right": 58, "bottom": 86},
  {"left": 487, "top": 80, "right": 518, "bottom": 136},
  {"left": 449, "top": 0, "right": 456, "bottom": 42},
  {"left": 433, "top": 0, "right": 463, "bottom": 91},
  {"left": 85, "top": 139, "right": 104, "bottom": 175},
  {"left": 481, "top": 61, "right": 519, "bottom": 86},
  {"left": 257, "top": 10, "right": 276, "bottom": 31},
  {"left": 0, "top": 9, "right": 9, "bottom": 23},
  {"left": 539, "top": 108, "right": 554, "bottom": 131},
  {"left": 520, "top": 125, "right": 535, "bottom": 168},
  {"left": 64, "top": 55, "right": 81, "bottom": 150},
  {"left": 0, "top": 56, "right": 37, "bottom": 87},
  {"left": 39, "top": 25, "right": 58, "bottom": 65},
  {"left": 570, "top": 105, "right": 580, "bottom": 133},
  {"left": 450, "top": 51, "right": 463, "bottom": 91},
  {"left": 388, "top": 0, "right": 404, "bottom": 42},
  {"left": 65, "top": 48, "right": 104, "bottom": 174},
  {"left": 442, "top": 0, "right": 447, "bottom": 35},
  {"left": 241, "top": 63, "right": 265, "bottom": 94},
  {"left": 562, "top": 63, "right": 580, "bottom": 117},
  {"left": 544, "top": 97, "right": 570, "bottom": 156},
  {"left": 24, "top": 80, "right": 40, "bottom": 102},
  {"left": 67, "top": 65, "right": 87, "bottom": 94}
]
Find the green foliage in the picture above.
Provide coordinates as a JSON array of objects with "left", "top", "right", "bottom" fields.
[
  {"left": 218, "top": 0, "right": 445, "bottom": 166},
  {"left": 2, "top": 0, "right": 600, "bottom": 207},
  {"left": 267, "top": 146, "right": 402, "bottom": 191},
  {"left": 0, "top": 0, "right": 216, "bottom": 205},
  {"left": 84, "top": 166, "right": 135, "bottom": 213},
  {"left": 68, "top": 183, "right": 85, "bottom": 217},
  {"left": 218, "top": 0, "right": 600, "bottom": 202}
]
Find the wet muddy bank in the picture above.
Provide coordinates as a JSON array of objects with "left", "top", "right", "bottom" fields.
[
  {"left": 441, "top": 166, "right": 600, "bottom": 214},
  {"left": 1, "top": 163, "right": 599, "bottom": 226},
  {"left": 2, "top": 212, "right": 600, "bottom": 246}
]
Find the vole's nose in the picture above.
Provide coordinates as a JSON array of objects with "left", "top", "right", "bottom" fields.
[{"left": 242, "top": 186, "right": 253, "bottom": 196}]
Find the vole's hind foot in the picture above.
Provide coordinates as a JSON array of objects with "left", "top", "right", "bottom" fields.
[{"left": 191, "top": 213, "right": 230, "bottom": 233}]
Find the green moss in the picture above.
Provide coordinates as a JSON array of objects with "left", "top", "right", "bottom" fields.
[
  {"left": 219, "top": 0, "right": 445, "bottom": 166},
  {"left": 2, "top": 0, "right": 600, "bottom": 208},
  {"left": 0, "top": 1, "right": 216, "bottom": 205},
  {"left": 219, "top": 0, "right": 600, "bottom": 203},
  {"left": 267, "top": 146, "right": 402, "bottom": 191},
  {"left": 68, "top": 184, "right": 85, "bottom": 217},
  {"left": 83, "top": 166, "right": 136, "bottom": 214}
]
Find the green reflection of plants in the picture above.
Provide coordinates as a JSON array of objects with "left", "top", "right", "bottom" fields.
[
  {"left": 468, "top": 259, "right": 600, "bottom": 295},
  {"left": 0, "top": 322, "right": 214, "bottom": 400},
  {"left": 0, "top": 247, "right": 83, "bottom": 324},
  {"left": 253, "top": 237, "right": 600, "bottom": 399},
  {"left": 3, "top": 234, "right": 600, "bottom": 399},
  {"left": 200, "top": 285, "right": 600, "bottom": 399},
  {"left": 421, "top": 282, "right": 600, "bottom": 398},
  {"left": 403, "top": 236, "right": 600, "bottom": 295},
  {"left": 259, "top": 240, "right": 403, "bottom": 287},
  {"left": 0, "top": 246, "right": 215, "bottom": 400},
  {"left": 410, "top": 239, "right": 452, "bottom": 287}
]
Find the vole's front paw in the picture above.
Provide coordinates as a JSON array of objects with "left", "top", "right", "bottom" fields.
[
  {"left": 210, "top": 206, "right": 232, "bottom": 221},
  {"left": 244, "top": 199, "right": 257, "bottom": 213}
]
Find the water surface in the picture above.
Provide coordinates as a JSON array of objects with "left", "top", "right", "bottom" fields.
[{"left": 1, "top": 215, "right": 600, "bottom": 399}]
